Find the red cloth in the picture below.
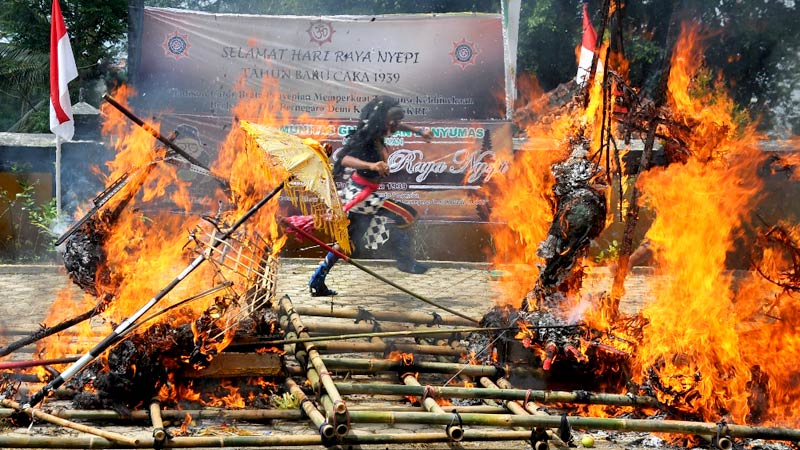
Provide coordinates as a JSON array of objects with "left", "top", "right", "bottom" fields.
[
  {"left": 50, "top": 0, "right": 78, "bottom": 141},
  {"left": 285, "top": 172, "right": 380, "bottom": 241}
]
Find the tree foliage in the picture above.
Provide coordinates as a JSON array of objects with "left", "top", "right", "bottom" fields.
[{"left": 0, "top": 0, "right": 127, "bottom": 132}]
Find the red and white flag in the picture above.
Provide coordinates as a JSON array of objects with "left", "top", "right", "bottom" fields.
[
  {"left": 576, "top": 3, "right": 600, "bottom": 85},
  {"left": 50, "top": 0, "right": 78, "bottom": 141}
]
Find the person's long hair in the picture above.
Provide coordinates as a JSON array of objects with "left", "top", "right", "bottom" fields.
[{"left": 333, "top": 95, "right": 401, "bottom": 176}]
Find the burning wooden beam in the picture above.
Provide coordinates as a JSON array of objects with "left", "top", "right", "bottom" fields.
[{"left": 181, "top": 352, "right": 282, "bottom": 378}]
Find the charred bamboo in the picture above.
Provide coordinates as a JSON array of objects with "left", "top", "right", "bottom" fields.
[
  {"left": 0, "top": 398, "right": 138, "bottom": 446},
  {"left": 286, "top": 378, "right": 335, "bottom": 442},
  {"left": 148, "top": 400, "right": 166, "bottom": 443},
  {"left": 403, "top": 375, "right": 463, "bottom": 441},
  {"left": 27, "top": 182, "right": 286, "bottom": 408},
  {"left": 305, "top": 339, "right": 463, "bottom": 356},
  {"left": 334, "top": 382, "right": 660, "bottom": 407},
  {"left": 0, "top": 300, "right": 105, "bottom": 357}
]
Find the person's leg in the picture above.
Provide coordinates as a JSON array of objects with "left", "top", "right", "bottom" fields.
[
  {"left": 308, "top": 248, "right": 339, "bottom": 297},
  {"left": 380, "top": 200, "right": 428, "bottom": 274},
  {"left": 390, "top": 227, "right": 428, "bottom": 274}
]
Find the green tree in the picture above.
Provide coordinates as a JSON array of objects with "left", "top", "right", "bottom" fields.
[{"left": 0, "top": 0, "right": 128, "bottom": 132}]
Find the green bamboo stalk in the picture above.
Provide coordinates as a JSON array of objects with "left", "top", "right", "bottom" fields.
[
  {"left": 292, "top": 305, "right": 474, "bottom": 327},
  {"left": 295, "top": 318, "right": 427, "bottom": 334},
  {"left": 286, "top": 378, "right": 335, "bottom": 441},
  {"left": 347, "top": 411, "right": 800, "bottom": 440},
  {"left": 334, "top": 382, "right": 660, "bottom": 407},
  {"left": 348, "top": 404, "right": 507, "bottom": 414},
  {"left": 262, "top": 325, "right": 503, "bottom": 346},
  {"left": 323, "top": 356, "right": 545, "bottom": 379},
  {"left": 279, "top": 296, "right": 347, "bottom": 416},
  {"left": 480, "top": 377, "right": 568, "bottom": 449},
  {"left": 0, "top": 408, "right": 303, "bottom": 422},
  {"left": 306, "top": 367, "right": 321, "bottom": 394},
  {"left": 312, "top": 339, "right": 464, "bottom": 356},
  {"left": 404, "top": 375, "right": 463, "bottom": 441},
  {"left": 0, "top": 429, "right": 533, "bottom": 448},
  {"left": 320, "top": 394, "right": 350, "bottom": 437}
]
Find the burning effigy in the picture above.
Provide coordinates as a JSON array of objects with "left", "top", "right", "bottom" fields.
[{"left": 482, "top": 21, "right": 800, "bottom": 445}]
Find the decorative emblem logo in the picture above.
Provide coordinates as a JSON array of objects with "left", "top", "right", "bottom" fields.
[
  {"left": 450, "top": 38, "right": 479, "bottom": 69},
  {"left": 163, "top": 31, "right": 190, "bottom": 60},
  {"left": 307, "top": 20, "right": 335, "bottom": 46}
]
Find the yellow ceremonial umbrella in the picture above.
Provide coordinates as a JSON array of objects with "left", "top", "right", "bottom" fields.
[{"left": 239, "top": 121, "right": 350, "bottom": 254}]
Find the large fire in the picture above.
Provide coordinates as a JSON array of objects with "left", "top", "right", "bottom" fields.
[
  {"left": 491, "top": 21, "right": 800, "bottom": 428},
  {"left": 31, "top": 75, "right": 323, "bottom": 407}
]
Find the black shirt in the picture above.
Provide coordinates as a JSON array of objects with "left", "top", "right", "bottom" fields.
[{"left": 345, "top": 137, "right": 384, "bottom": 180}]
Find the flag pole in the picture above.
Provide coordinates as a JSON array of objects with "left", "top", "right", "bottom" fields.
[{"left": 55, "top": 136, "right": 62, "bottom": 218}]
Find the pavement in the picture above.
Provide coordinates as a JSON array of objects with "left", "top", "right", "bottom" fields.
[{"left": 0, "top": 259, "right": 656, "bottom": 450}]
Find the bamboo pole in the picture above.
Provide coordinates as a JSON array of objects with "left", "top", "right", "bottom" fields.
[
  {"left": 306, "top": 367, "right": 321, "bottom": 394},
  {"left": 403, "top": 375, "right": 463, "bottom": 441},
  {"left": 323, "top": 356, "right": 546, "bottom": 379},
  {"left": 0, "top": 398, "right": 139, "bottom": 446},
  {"left": 0, "top": 300, "right": 105, "bottom": 357},
  {"left": 148, "top": 400, "right": 166, "bottom": 443},
  {"left": 481, "top": 377, "right": 567, "bottom": 449},
  {"left": 0, "top": 408, "right": 303, "bottom": 422},
  {"left": 0, "top": 357, "right": 80, "bottom": 369},
  {"left": 347, "top": 410, "right": 800, "bottom": 440},
  {"left": 320, "top": 394, "right": 350, "bottom": 437},
  {"left": 311, "top": 339, "right": 464, "bottom": 356},
  {"left": 293, "top": 305, "right": 475, "bottom": 327},
  {"left": 262, "top": 325, "right": 502, "bottom": 345},
  {"left": 334, "top": 382, "right": 661, "bottom": 407},
  {"left": 0, "top": 405, "right": 523, "bottom": 419},
  {"left": 285, "top": 378, "right": 335, "bottom": 442},
  {"left": 296, "top": 318, "right": 426, "bottom": 334},
  {"left": 279, "top": 296, "right": 347, "bottom": 416},
  {"left": 0, "top": 429, "right": 533, "bottom": 448}
]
